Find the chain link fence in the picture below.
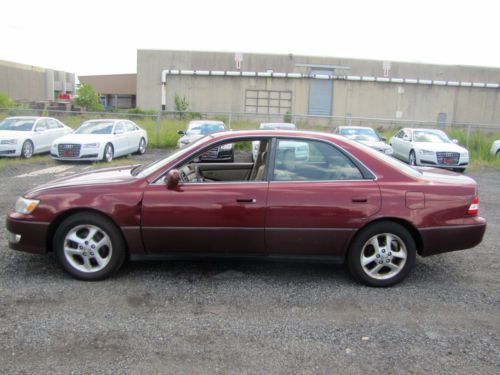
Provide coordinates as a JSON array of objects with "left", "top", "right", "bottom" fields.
[{"left": 1, "top": 108, "right": 499, "bottom": 150}]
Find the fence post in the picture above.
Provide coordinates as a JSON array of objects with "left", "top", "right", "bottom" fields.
[
  {"left": 156, "top": 112, "right": 161, "bottom": 146},
  {"left": 466, "top": 124, "right": 471, "bottom": 149}
]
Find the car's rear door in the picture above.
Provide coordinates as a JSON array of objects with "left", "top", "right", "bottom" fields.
[{"left": 265, "top": 138, "right": 381, "bottom": 257}]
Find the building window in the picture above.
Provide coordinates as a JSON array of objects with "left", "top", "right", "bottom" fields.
[{"left": 245, "top": 90, "right": 292, "bottom": 115}]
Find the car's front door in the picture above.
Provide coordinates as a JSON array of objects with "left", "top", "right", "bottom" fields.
[
  {"left": 33, "top": 119, "right": 52, "bottom": 152},
  {"left": 141, "top": 139, "right": 270, "bottom": 254},
  {"left": 113, "top": 122, "right": 129, "bottom": 156},
  {"left": 266, "top": 138, "right": 381, "bottom": 256}
]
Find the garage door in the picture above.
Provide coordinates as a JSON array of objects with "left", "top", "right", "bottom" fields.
[{"left": 308, "top": 69, "right": 333, "bottom": 116}]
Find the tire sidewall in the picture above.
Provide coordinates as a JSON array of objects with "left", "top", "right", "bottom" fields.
[
  {"left": 103, "top": 143, "right": 113, "bottom": 162},
  {"left": 347, "top": 222, "right": 416, "bottom": 287},
  {"left": 53, "top": 213, "right": 126, "bottom": 281},
  {"left": 22, "top": 140, "right": 34, "bottom": 159},
  {"left": 138, "top": 138, "right": 146, "bottom": 154},
  {"left": 409, "top": 150, "right": 416, "bottom": 166}
]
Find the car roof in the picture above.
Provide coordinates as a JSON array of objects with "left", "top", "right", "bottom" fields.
[
  {"left": 6, "top": 116, "right": 45, "bottom": 120},
  {"left": 206, "top": 129, "right": 345, "bottom": 142},
  {"left": 406, "top": 128, "right": 445, "bottom": 132},
  {"left": 338, "top": 126, "right": 374, "bottom": 130},
  {"left": 188, "top": 120, "right": 224, "bottom": 125},
  {"left": 83, "top": 119, "right": 122, "bottom": 123}
]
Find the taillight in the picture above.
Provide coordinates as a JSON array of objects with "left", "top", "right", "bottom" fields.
[{"left": 467, "top": 196, "right": 479, "bottom": 215}]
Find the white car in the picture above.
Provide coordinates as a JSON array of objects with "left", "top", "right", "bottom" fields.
[
  {"left": 252, "top": 123, "right": 306, "bottom": 161},
  {"left": 335, "top": 126, "right": 393, "bottom": 155},
  {"left": 51, "top": 119, "right": 148, "bottom": 162},
  {"left": 490, "top": 140, "right": 500, "bottom": 156},
  {"left": 177, "top": 120, "right": 232, "bottom": 161},
  {"left": 390, "top": 128, "right": 469, "bottom": 172},
  {"left": 0, "top": 116, "right": 72, "bottom": 158}
]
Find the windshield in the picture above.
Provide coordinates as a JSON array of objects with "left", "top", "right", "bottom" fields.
[
  {"left": 340, "top": 128, "right": 380, "bottom": 142},
  {"left": 186, "top": 123, "right": 225, "bottom": 136},
  {"left": 74, "top": 121, "right": 114, "bottom": 135},
  {"left": 260, "top": 123, "right": 296, "bottom": 130},
  {"left": 412, "top": 130, "right": 451, "bottom": 143},
  {"left": 0, "top": 118, "right": 36, "bottom": 132}
]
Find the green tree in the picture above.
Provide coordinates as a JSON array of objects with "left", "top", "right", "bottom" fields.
[
  {"left": 74, "top": 84, "right": 104, "bottom": 112},
  {"left": 0, "top": 91, "right": 16, "bottom": 108},
  {"left": 174, "top": 94, "right": 189, "bottom": 119}
]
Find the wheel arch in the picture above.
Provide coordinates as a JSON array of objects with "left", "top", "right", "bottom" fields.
[
  {"left": 346, "top": 217, "right": 423, "bottom": 257},
  {"left": 46, "top": 207, "right": 129, "bottom": 256}
]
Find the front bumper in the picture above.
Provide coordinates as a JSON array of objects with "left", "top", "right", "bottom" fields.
[
  {"left": 6, "top": 215, "right": 50, "bottom": 254},
  {"left": 51, "top": 153, "right": 100, "bottom": 161},
  {"left": 418, "top": 153, "right": 469, "bottom": 169},
  {"left": 0, "top": 144, "right": 21, "bottom": 157},
  {"left": 419, "top": 217, "right": 486, "bottom": 256}
]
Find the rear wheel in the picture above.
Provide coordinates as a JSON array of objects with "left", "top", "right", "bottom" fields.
[
  {"left": 53, "top": 213, "right": 126, "bottom": 281},
  {"left": 409, "top": 150, "right": 417, "bottom": 166},
  {"left": 21, "top": 140, "right": 34, "bottom": 159},
  {"left": 347, "top": 222, "right": 416, "bottom": 287},
  {"left": 103, "top": 143, "right": 114, "bottom": 162}
]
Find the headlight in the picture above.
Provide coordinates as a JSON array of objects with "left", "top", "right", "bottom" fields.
[
  {"left": 0, "top": 139, "right": 18, "bottom": 145},
  {"left": 220, "top": 143, "right": 233, "bottom": 150},
  {"left": 419, "top": 149, "right": 435, "bottom": 155},
  {"left": 384, "top": 148, "right": 394, "bottom": 155},
  {"left": 83, "top": 143, "right": 100, "bottom": 148},
  {"left": 15, "top": 197, "right": 40, "bottom": 215}
]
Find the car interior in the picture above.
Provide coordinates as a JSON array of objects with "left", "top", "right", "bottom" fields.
[{"left": 175, "top": 138, "right": 364, "bottom": 183}]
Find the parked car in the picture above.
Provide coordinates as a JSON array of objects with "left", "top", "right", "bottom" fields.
[
  {"left": 490, "top": 140, "right": 500, "bottom": 156},
  {"left": 51, "top": 119, "right": 147, "bottom": 162},
  {"left": 0, "top": 116, "right": 72, "bottom": 158},
  {"left": 177, "top": 120, "right": 232, "bottom": 161},
  {"left": 7, "top": 130, "right": 486, "bottom": 286},
  {"left": 252, "top": 122, "right": 306, "bottom": 161},
  {"left": 390, "top": 128, "right": 469, "bottom": 172},
  {"left": 335, "top": 126, "right": 393, "bottom": 155}
]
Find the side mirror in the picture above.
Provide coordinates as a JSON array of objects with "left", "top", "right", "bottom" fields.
[
  {"left": 165, "top": 169, "right": 181, "bottom": 189},
  {"left": 381, "top": 136, "right": 387, "bottom": 142},
  {"left": 402, "top": 135, "right": 411, "bottom": 142},
  {"left": 177, "top": 130, "right": 186, "bottom": 135},
  {"left": 36, "top": 127, "right": 46, "bottom": 132},
  {"left": 451, "top": 139, "right": 459, "bottom": 144}
]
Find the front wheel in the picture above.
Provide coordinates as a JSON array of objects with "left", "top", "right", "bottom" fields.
[
  {"left": 21, "top": 140, "right": 34, "bottom": 159},
  {"left": 135, "top": 138, "right": 146, "bottom": 155},
  {"left": 347, "top": 222, "right": 416, "bottom": 287},
  {"left": 53, "top": 213, "right": 126, "bottom": 281},
  {"left": 409, "top": 150, "right": 417, "bottom": 166},
  {"left": 103, "top": 143, "right": 114, "bottom": 162}
]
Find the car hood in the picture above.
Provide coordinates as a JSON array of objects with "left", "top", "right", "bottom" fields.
[
  {"left": 53, "top": 133, "right": 113, "bottom": 144},
  {"left": 358, "top": 140, "right": 391, "bottom": 149},
  {"left": 413, "top": 142, "right": 467, "bottom": 153},
  {"left": 178, "top": 134, "right": 204, "bottom": 145},
  {"left": 26, "top": 165, "right": 139, "bottom": 196},
  {"left": 0, "top": 130, "right": 29, "bottom": 138}
]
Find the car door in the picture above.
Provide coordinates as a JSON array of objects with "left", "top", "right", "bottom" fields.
[
  {"left": 266, "top": 138, "right": 381, "bottom": 256},
  {"left": 32, "top": 119, "right": 52, "bottom": 152},
  {"left": 141, "top": 139, "right": 269, "bottom": 254},
  {"left": 46, "top": 119, "right": 67, "bottom": 145},
  {"left": 112, "top": 122, "right": 129, "bottom": 156},
  {"left": 126, "top": 121, "right": 142, "bottom": 152}
]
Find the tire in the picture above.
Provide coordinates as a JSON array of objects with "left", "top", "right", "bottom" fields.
[
  {"left": 21, "top": 140, "right": 34, "bottom": 159},
  {"left": 103, "top": 143, "right": 114, "bottom": 162},
  {"left": 453, "top": 168, "right": 466, "bottom": 173},
  {"left": 134, "top": 138, "right": 146, "bottom": 155},
  {"left": 347, "top": 221, "right": 416, "bottom": 287},
  {"left": 53, "top": 212, "right": 126, "bottom": 281},
  {"left": 409, "top": 150, "right": 417, "bottom": 166}
]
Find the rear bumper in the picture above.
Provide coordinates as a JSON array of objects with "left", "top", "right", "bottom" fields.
[
  {"left": 419, "top": 217, "right": 486, "bottom": 256},
  {"left": 6, "top": 216, "right": 50, "bottom": 254}
]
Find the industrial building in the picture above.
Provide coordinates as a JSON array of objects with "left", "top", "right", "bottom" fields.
[
  {"left": 137, "top": 50, "right": 500, "bottom": 125},
  {"left": 78, "top": 74, "right": 136, "bottom": 109},
  {"left": 0, "top": 59, "right": 75, "bottom": 103}
]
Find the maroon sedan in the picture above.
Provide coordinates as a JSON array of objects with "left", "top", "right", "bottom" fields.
[{"left": 6, "top": 130, "right": 486, "bottom": 286}]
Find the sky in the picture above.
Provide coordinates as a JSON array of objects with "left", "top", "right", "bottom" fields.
[{"left": 1, "top": 0, "right": 500, "bottom": 76}]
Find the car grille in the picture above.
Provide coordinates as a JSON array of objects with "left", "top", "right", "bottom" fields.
[
  {"left": 202, "top": 147, "right": 220, "bottom": 159},
  {"left": 437, "top": 152, "right": 460, "bottom": 165},
  {"left": 58, "top": 144, "right": 81, "bottom": 157}
]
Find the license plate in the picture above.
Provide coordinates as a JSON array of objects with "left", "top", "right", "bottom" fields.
[
  {"left": 64, "top": 151, "right": 72, "bottom": 156},
  {"left": 443, "top": 158, "right": 453, "bottom": 164}
]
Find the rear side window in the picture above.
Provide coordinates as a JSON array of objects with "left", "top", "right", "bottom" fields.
[{"left": 273, "top": 139, "right": 363, "bottom": 181}]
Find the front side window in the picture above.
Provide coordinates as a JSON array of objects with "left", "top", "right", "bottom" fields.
[
  {"left": 272, "top": 139, "right": 363, "bottom": 181},
  {"left": 47, "top": 118, "right": 63, "bottom": 129}
]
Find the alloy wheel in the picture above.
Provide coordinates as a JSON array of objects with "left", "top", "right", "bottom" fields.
[{"left": 359, "top": 233, "right": 408, "bottom": 280}]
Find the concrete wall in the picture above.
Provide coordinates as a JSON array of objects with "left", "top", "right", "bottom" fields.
[
  {"left": 0, "top": 59, "right": 76, "bottom": 102},
  {"left": 137, "top": 50, "right": 500, "bottom": 124}
]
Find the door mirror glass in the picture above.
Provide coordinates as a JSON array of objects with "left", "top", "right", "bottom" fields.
[{"left": 166, "top": 169, "right": 181, "bottom": 189}]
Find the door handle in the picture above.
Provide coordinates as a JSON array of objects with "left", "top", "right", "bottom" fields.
[
  {"left": 351, "top": 197, "right": 368, "bottom": 203},
  {"left": 236, "top": 198, "right": 257, "bottom": 203}
]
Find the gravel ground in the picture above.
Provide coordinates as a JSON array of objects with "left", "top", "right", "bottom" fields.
[{"left": 0, "top": 152, "right": 498, "bottom": 374}]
